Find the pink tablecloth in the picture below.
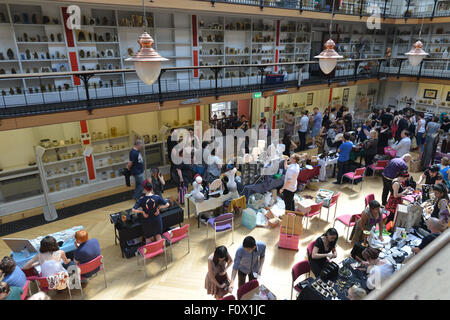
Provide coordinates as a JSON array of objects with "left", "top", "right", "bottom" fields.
[{"left": 297, "top": 166, "right": 320, "bottom": 183}]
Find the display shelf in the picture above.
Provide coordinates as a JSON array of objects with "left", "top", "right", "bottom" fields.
[
  {"left": 43, "top": 156, "right": 84, "bottom": 166},
  {"left": 16, "top": 42, "right": 65, "bottom": 45},
  {"left": 91, "top": 134, "right": 129, "bottom": 143},
  {"left": 93, "top": 148, "right": 129, "bottom": 157},
  {"left": 96, "top": 160, "right": 128, "bottom": 169},
  {"left": 46, "top": 170, "right": 86, "bottom": 180},
  {"left": 20, "top": 59, "right": 68, "bottom": 62}
]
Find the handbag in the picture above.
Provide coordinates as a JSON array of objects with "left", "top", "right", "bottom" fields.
[{"left": 178, "top": 182, "right": 187, "bottom": 204}]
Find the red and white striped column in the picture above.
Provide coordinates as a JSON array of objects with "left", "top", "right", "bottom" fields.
[
  {"left": 61, "top": 7, "right": 80, "bottom": 85},
  {"left": 192, "top": 15, "right": 199, "bottom": 79},
  {"left": 275, "top": 20, "right": 280, "bottom": 73},
  {"left": 79, "top": 120, "right": 96, "bottom": 181}
]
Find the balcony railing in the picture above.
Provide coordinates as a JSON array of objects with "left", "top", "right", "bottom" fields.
[
  {"left": 0, "top": 57, "right": 449, "bottom": 119},
  {"left": 201, "top": 0, "right": 450, "bottom": 19}
]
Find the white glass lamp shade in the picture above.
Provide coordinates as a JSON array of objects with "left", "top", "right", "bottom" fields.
[
  {"left": 405, "top": 41, "right": 428, "bottom": 67},
  {"left": 314, "top": 39, "right": 343, "bottom": 74},
  {"left": 126, "top": 32, "right": 168, "bottom": 85}
]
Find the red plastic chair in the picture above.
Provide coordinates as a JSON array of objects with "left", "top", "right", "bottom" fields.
[
  {"left": 207, "top": 212, "right": 234, "bottom": 246},
  {"left": 237, "top": 279, "right": 259, "bottom": 300},
  {"left": 220, "top": 294, "right": 236, "bottom": 300},
  {"left": 26, "top": 274, "right": 72, "bottom": 299},
  {"left": 166, "top": 224, "right": 190, "bottom": 262},
  {"left": 306, "top": 240, "right": 316, "bottom": 257},
  {"left": 333, "top": 213, "right": 362, "bottom": 241},
  {"left": 303, "top": 201, "right": 323, "bottom": 230},
  {"left": 365, "top": 194, "right": 375, "bottom": 207},
  {"left": 326, "top": 192, "right": 341, "bottom": 222},
  {"left": 137, "top": 239, "right": 168, "bottom": 278},
  {"left": 76, "top": 255, "right": 107, "bottom": 298},
  {"left": 369, "top": 160, "right": 389, "bottom": 177},
  {"left": 341, "top": 167, "right": 366, "bottom": 191},
  {"left": 21, "top": 280, "right": 30, "bottom": 300},
  {"left": 291, "top": 260, "right": 310, "bottom": 300}
]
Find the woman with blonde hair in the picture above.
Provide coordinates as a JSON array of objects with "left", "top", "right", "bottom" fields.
[
  {"left": 363, "top": 130, "right": 378, "bottom": 167},
  {"left": 347, "top": 285, "right": 367, "bottom": 300}
]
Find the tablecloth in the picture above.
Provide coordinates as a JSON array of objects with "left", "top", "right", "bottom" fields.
[
  {"left": 12, "top": 226, "right": 83, "bottom": 268},
  {"left": 185, "top": 191, "right": 240, "bottom": 218},
  {"left": 318, "top": 157, "right": 338, "bottom": 181},
  {"left": 241, "top": 176, "right": 284, "bottom": 199},
  {"left": 297, "top": 165, "right": 320, "bottom": 183}
]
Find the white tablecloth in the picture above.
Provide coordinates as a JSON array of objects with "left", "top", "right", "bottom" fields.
[
  {"left": 318, "top": 157, "right": 338, "bottom": 181},
  {"left": 185, "top": 191, "right": 240, "bottom": 217}
]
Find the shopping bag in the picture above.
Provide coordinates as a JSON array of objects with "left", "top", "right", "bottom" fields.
[{"left": 178, "top": 182, "right": 187, "bottom": 204}]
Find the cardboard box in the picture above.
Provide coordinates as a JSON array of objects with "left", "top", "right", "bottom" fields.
[
  {"left": 268, "top": 217, "right": 281, "bottom": 228},
  {"left": 295, "top": 198, "right": 316, "bottom": 213},
  {"left": 281, "top": 212, "right": 303, "bottom": 236},
  {"left": 307, "top": 180, "right": 320, "bottom": 191}
]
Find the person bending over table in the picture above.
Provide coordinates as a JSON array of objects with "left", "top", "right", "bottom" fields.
[
  {"left": 279, "top": 154, "right": 301, "bottom": 211},
  {"left": 381, "top": 154, "right": 411, "bottom": 206},
  {"left": 429, "top": 183, "right": 450, "bottom": 226},
  {"left": 231, "top": 236, "right": 266, "bottom": 289},
  {"left": 417, "top": 164, "right": 444, "bottom": 186},
  {"left": 350, "top": 200, "right": 384, "bottom": 246},
  {"left": 205, "top": 246, "right": 233, "bottom": 299},
  {"left": 385, "top": 171, "right": 412, "bottom": 222},
  {"left": 0, "top": 256, "right": 26, "bottom": 288},
  {"left": 361, "top": 247, "right": 394, "bottom": 291},
  {"left": 412, "top": 217, "right": 445, "bottom": 255},
  {"left": 132, "top": 180, "right": 170, "bottom": 244},
  {"left": 347, "top": 285, "right": 367, "bottom": 300},
  {"left": 308, "top": 228, "right": 338, "bottom": 277}
]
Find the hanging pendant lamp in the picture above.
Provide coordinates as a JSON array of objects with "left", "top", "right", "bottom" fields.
[
  {"left": 126, "top": 0, "right": 168, "bottom": 85},
  {"left": 314, "top": 0, "right": 342, "bottom": 74},
  {"left": 405, "top": 14, "right": 428, "bottom": 67},
  {"left": 405, "top": 40, "right": 428, "bottom": 67},
  {"left": 126, "top": 32, "right": 168, "bottom": 84},
  {"left": 314, "top": 39, "right": 343, "bottom": 74}
]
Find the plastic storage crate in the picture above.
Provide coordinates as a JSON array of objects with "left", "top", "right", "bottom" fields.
[
  {"left": 315, "top": 189, "right": 334, "bottom": 207},
  {"left": 242, "top": 208, "right": 257, "bottom": 230}
]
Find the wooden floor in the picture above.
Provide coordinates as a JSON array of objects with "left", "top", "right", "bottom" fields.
[{"left": 0, "top": 170, "right": 422, "bottom": 300}]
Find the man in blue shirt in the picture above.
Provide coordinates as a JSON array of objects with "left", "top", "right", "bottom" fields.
[
  {"left": 231, "top": 236, "right": 266, "bottom": 289},
  {"left": 334, "top": 132, "right": 353, "bottom": 184},
  {"left": 309, "top": 107, "right": 322, "bottom": 149},
  {"left": 73, "top": 230, "right": 101, "bottom": 282},
  {"left": 127, "top": 139, "right": 145, "bottom": 200}
]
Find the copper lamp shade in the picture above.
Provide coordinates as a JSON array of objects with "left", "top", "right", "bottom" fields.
[
  {"left": 126, "top": 32, "right": 169, "bottom": 85},
  {"left": 405, "top": 41, "right": 428, "bottom": 67},
  {"left": 314, "top": 39, "right": 343, "bottom": 74}
]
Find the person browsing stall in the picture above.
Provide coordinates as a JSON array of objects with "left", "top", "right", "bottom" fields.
[
  {"left": 429, "top": 183, "right": 450, "bottom": 226},
  {"left": 231, "top": 236, "right": 266, "bottom": 289},
  {"left": 350, "top": 200, "right": 385, "bottom": 246},
  {"left": 417, "top": 164, "right": 444, "bottom": 186},
  {"left": 132, "top": 181, "right": 170, "bottom": 244},
  {"left": 334, "top": 132, "right": 353, "bottom": 185},
  {"left": 205, "top": 246, "right": 233, "bottom": 299},
  {"left": 298, "top": 110, "right": 309, "bottom": 151},
  {"left": 73, "top": 230, "right": 101, "bottom": 281},
  {"left": 390, "top": 130, "right": 411, "bottom": 158},
  {"left": 412, "top": 218, "right": 445, "bottom": 254},
  {"left": 362, "top": 247, "right": 394, "bottom": 291},
  {"left": 127, "top": 139, "right": 145, "bottom": 200},
  {"left": 0, "top": 256, "right": 26, "bottom": 288},
  {"left": 310, "top": 107, "right": 322, "bottom": 149},
  {"left": 150, "top": 167, "right": 165, "bottom": 196},
  {"left": 381, "top": 154, "right": 411, "bottom": 206},
  {"left": 385, "top": 171, "right": 413, "bottom": 222},
  {"left": 308, "top": 228, "right": 338, "bottom": 277},
  {"left": 279, "top": 154, "right": 301, "bottom": 211}
]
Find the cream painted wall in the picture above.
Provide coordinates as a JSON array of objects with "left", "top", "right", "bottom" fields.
[{"left": 0, "top": 128, "right": 37, "bottom": 169}]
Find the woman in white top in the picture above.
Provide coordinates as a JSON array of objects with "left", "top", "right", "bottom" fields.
[
  {"left": 22, "top": 236, "right": 71, "bottom": 278},
  {"left": 391, "top": 129, "right": 411, "bottom": 158},
  {"left": 361, "top": 247, "right": 394, "bottom": 291},
  {"left": 415, "top": 112, "right": 426, "bottom": 152},
  {"left": 279, "top": 153, "right": 301, "bottom": 211}
]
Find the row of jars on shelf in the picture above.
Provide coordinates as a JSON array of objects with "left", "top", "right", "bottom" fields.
[
  {"left": 16, "top": 33, "right": 63, "bottom": 42},
  {"left": 76, "top": 30, "right": 118, "bottom": 42},
  {"left": 1, "top": 84, "right": 72, "bottom": 96}
]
